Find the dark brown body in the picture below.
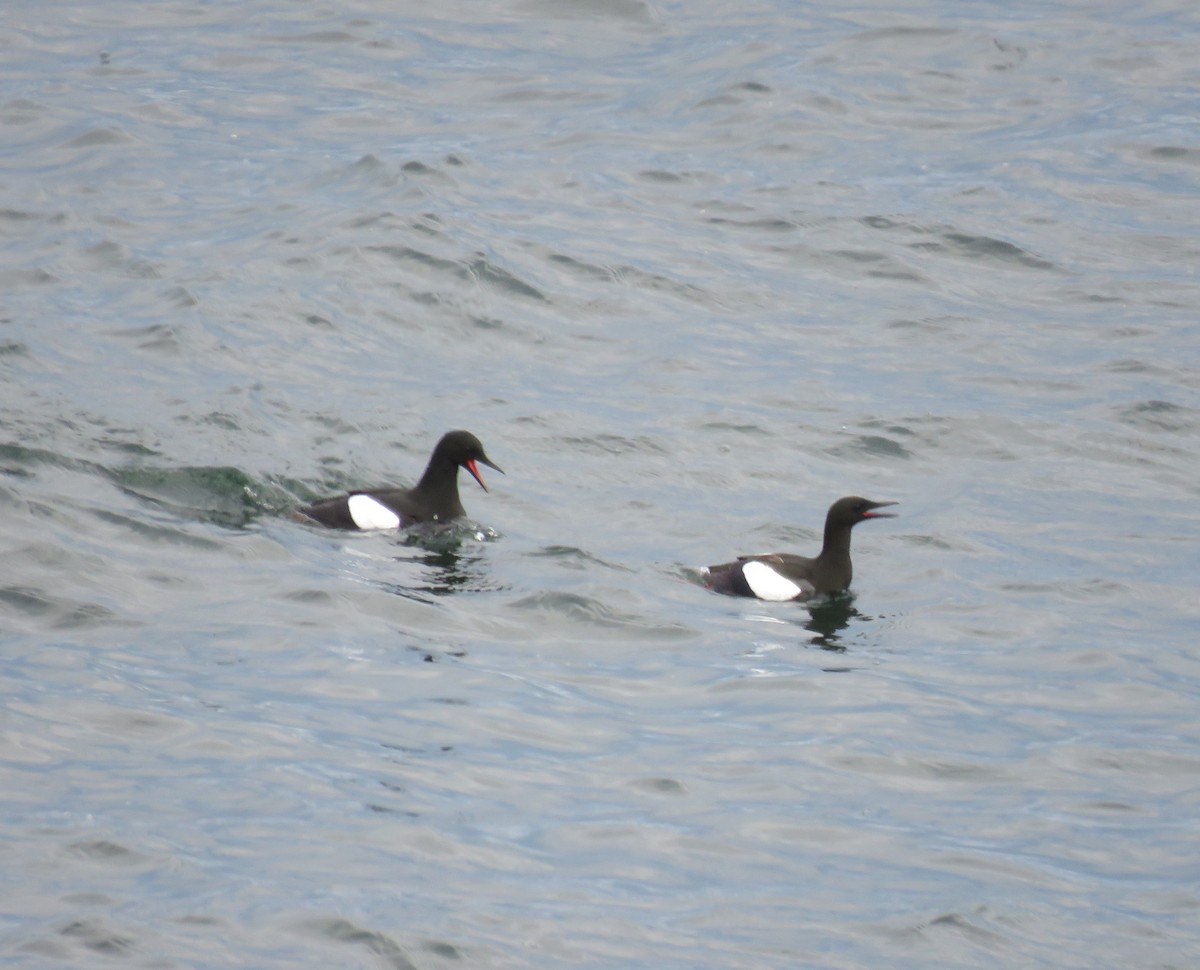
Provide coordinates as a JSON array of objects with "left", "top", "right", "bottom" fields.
[
  {"left": 296, "top": 430, "right": 502, "bottom": 530},
  {"left": 703, "top": 496, "right": 896, "bottom": 601}
]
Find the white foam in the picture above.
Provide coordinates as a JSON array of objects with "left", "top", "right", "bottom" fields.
[
  {"left": 741, "top": 560, "right": 804, "bottom": 601},
  {"left": 347, "top": 493, "right": 401, "bottom": 530}
]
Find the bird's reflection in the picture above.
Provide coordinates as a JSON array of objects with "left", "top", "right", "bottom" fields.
[
  {"left": 796, "top": 595, "right": 864, "bottom": 651},
  {"left": 377, "top": 525, "right": 501, "bottom": 601}
]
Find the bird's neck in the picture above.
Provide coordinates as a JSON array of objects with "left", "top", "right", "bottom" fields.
[
  {"left": 414, "top": 457, "right": 465, "bottom": 516},
  {"left": 820, "top": 521, "right": 853, "bottom": 561},
  {"left": 815, "top": 522, "right": 854, "bottom": 588}
]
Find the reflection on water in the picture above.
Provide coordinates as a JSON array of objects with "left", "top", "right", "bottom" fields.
[
  {"left": 389, "top": 547, "right": 485, "bottom": 599},
  {"left": 379, "top": 526, "right": 503, "bottom": 601},
  {"left": 802, "top": 596, "right": 864, "bottom": 651}
]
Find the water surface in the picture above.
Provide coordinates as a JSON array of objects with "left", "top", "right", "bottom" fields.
[{"left": 2, "top": 0, "right": 1199, "bottom": 967}]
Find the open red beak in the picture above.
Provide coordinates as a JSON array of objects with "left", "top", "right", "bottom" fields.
[
  {"left": 863, "top": 501, "right": 898, "bottom": 518},
  {"left": 465, "top": 459, "right": 488, "bottom": 492},
  {"left": 465, "top": 456, "right": 503, "bottom": 492}
]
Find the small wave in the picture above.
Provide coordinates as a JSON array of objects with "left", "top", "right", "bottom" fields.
[
  {"left": 298, "top": 917, "right": 421, "bottom": 970},
  {"left": 1114, "top": 399, "right": 1196, "bottom": 434},
  {"left": 509, "top": 589, "right": 694, "bottom": 641},
  {"left": 110, "top": 465, "right": 298, "bottom": 528},
  {"left": 60, "top": 126, "right": 136, "bottom": 149}
]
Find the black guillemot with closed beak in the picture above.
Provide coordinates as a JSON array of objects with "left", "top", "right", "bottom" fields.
[
  {"left": 296, "top": 429, "right": 503, "bottom": 530},
  {"left": 701, "top": 496, "right": 896, "bottom": 601}
]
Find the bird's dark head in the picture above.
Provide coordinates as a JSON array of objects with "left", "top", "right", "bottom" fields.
[
  {"left": 437, "top": 430, "right": 504, "bottom": 491},
  {"left": 831, "top": 495, "right": 898, "bottom": 527}
]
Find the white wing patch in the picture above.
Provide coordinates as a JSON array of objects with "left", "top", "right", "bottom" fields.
[
  {"left": 347, "top": 494, "right": 401, "bottom": 530},
  {"left": 741, "top": 560, "right": 804, "bottom": 601}
]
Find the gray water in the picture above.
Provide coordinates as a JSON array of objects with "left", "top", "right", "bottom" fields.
[{"left": 3, "top": 0, "right": 1199, "bottom": 967}]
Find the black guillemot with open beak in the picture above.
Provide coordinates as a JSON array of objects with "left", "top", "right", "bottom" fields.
[
  {"left": 701, "top": 496, "right": 896, "bottom": 601},
  {"left": 296, "top": 429, "right": 503, "bottom": 530}
]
